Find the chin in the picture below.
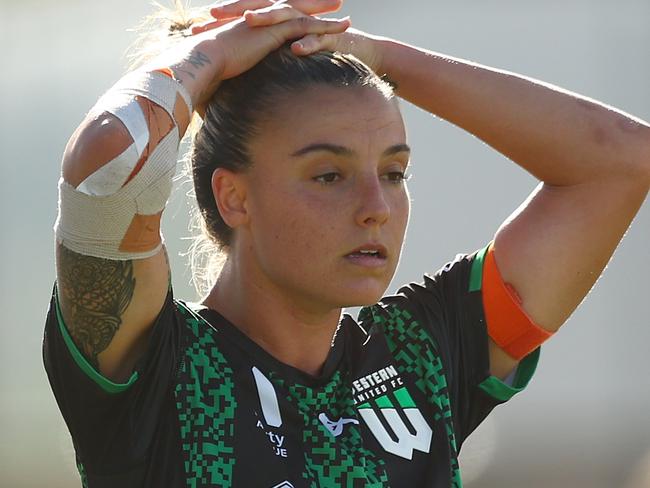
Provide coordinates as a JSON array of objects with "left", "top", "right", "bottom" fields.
[
  {"left": 339, "top": 298, "right": 375, "bottom": 309},
  {"left": 335, "top": 282, "right": 388, "bottom": 308}
]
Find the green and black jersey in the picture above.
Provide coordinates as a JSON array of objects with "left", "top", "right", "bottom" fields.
[{"left": 43, "top": 248, "right": 539, "bottom": 487}]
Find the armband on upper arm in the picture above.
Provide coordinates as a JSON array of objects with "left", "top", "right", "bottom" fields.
[
  {"left": 480, "top": 244, "right": 554, "bottom": 361},
  {"left": 55, "top": 70, "right": 193, "bottom": 260}
]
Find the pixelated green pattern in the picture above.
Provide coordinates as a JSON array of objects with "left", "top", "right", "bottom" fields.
[
  {"left": 362, "top": 305, "right": 463, "bottom": 488},
  {"left": 270, "top": 370, "right": 388, "bottom": 487},
  {"left": 175, "top": 305, "right": 237, "bottom": 488},
  {"left": 76, "top": 460, "right": 88, "bottom": 488}
]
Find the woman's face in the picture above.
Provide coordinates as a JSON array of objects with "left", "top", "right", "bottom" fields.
[{"left": 238, "top": 85, "right": 410, "bottom": 312}]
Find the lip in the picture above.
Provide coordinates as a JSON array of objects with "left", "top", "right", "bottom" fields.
[{"left": 344, "top": 243, "right": 389, "bottom": 268}]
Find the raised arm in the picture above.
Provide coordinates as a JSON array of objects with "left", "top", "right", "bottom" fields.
[
  {"left": 61, "top": 0, "right": 647, "bottom": 384},
  {"left": 56, "top": 63, "right": 195, "bottom": 383},
  {"left": 55, "top": 3, "right": 349, "bottom": 382},
  {"left": 373, "top": 41, "right": 649, "bottom": 376},
  {"left": 255, "top": 10, "right": 650, "bottom": 377}
]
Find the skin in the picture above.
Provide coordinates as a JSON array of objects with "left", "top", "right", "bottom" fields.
[
  {"left": 57, "top": 1, "right": 351, "bottom": 381},
  {"left": 56, "top": 0, "right": 649, "bottom": 386},
  {"left": 235, "top": 1, "right": 649, "bottom": 378},
  {"left": 204, "top": 85, "right": 411, "bottom": 374}
]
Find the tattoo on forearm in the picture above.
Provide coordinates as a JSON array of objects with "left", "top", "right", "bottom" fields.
[
  {"left": 187, "top": 50, "right": 211, "bottom": 70},
  {"left": 175, "top": 50, "right": 212, "bottom": 82},
  {"left": 57, "top": 245, "right": 136, "bottom": 368}
]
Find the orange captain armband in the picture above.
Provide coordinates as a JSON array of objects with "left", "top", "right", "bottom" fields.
[{"left": 474, "top": 243, "right": 553, "bottom": 361}]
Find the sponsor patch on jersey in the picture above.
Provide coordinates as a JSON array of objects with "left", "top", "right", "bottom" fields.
[{"left": 253, "top": 367, "right": 289, "bottom": 458}]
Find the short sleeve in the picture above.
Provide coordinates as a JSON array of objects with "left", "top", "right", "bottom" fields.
[
  {"left": 378, "top": 247, "right": 539, "bottom": 446},
  {"left": 42, "top": 284, "right": 182, "bottom": 483}
]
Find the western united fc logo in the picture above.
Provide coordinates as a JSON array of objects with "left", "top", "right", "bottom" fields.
[{"left": 352, "top": 366, "right": 432, "bottom": 460}]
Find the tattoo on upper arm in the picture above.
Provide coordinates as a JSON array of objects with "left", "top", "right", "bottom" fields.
[{"left": 57, "top": 245, "right": 136, "bottom": 369}]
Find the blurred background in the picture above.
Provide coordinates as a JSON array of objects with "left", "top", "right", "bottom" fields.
[{"left": 1, "top": 0, "right": 648, "bottom": 486}]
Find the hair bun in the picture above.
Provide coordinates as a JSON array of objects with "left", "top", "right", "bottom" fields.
[{"left": 168, "top": 19, "right": 194, "bottom": 37}]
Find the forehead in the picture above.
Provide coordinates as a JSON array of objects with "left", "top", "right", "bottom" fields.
[{"left": 252, "top": 85, "right": 406, "bottom": 152}]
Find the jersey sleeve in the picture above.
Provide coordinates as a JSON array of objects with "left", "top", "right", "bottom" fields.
[
  {"left": 378, "top": 246, "right": 540, "bottom": 447},
  {"left": 42, "top": 284, "right": 182, "bottom": 485}
]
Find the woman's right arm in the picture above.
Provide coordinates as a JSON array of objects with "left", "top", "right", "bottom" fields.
[
  {"left": 55, "top": 3, "right": 350, "bottom": 382},
  {"left": 56, "top": 70, "right": 187, "bottom": 382}
]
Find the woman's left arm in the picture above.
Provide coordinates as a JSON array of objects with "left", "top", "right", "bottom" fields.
[
  {"left": 201, "top": 1, "right": 648, "bottom": 376},
  {"left": 377, "top": 40, "right": 650, "bottom": 378}
]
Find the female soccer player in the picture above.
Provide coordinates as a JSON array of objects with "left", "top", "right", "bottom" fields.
[{"left": 43, "top": 1, "right": 649, "bottom": 486}]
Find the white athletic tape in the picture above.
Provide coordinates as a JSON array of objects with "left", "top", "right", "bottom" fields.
[
  {"left": 104, "top": 69, "right": 193, "bottom": 119},
  {"left": 55, "top": 70, "right": 191, "bottom": 260},
  {"left": 76, "top": 142, "right": 139, "bottom": 197},
  {"left": 99, "top": 93, "right": 150, "bottom": 157}
]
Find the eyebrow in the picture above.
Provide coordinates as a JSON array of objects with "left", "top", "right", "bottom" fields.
[{"left": 290, "top": 143, "right": 411, "bottom": 158}]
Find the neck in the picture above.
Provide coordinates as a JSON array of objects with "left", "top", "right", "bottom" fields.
[{"left": 202, "top": 255, "right": 342, "bottom": 377}]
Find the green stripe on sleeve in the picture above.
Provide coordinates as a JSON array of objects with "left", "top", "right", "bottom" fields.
[
  {"left": 469, "top": 244, "right": 489, "bottom": 292},
  {"left": 54, "top": 290, "right": 138, "bottom": 394},
  {"left": 478, "top": 348, "right": 540, "bottom": 402}
]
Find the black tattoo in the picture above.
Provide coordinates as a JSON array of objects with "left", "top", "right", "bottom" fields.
[
  {"left": 187, "top": 50, "right": 211, "bottom": 70},
  {"left": 173, "top": 51, "right": 211, "bottom": 83},
  {"left": 57, "top": 245, "right": 136, "bottom": 368}
]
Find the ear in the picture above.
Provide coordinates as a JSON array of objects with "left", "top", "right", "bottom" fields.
[{"left": 211, "top": 168, "right": 249, "bottom": 229}]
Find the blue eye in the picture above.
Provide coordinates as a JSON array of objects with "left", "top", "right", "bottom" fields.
[{"left": 314, "top": 172, "right": 341, "bottom": 184}]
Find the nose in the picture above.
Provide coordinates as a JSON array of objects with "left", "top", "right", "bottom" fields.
[{"left": 354, "top": 174, "right": 390, "bottom": 228}]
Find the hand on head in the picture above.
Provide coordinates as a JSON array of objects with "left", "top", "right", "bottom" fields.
[
  {"left": 191, "top": 0, "right": 344, "bottom": 34},
  {"left": 164, "top": 0, "right": 349, "bottom": 113},
  {"left": 189, "top": 0, "right": 384, "bottom": 76}
]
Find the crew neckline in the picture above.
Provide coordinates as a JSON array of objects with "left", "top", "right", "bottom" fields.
[{"left": 184, "top": 302, "right": 354, "bottom": 387}]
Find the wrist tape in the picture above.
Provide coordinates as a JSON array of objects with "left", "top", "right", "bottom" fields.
[{"left": 55, "top": 70, "right": 192, "bottom": 260}]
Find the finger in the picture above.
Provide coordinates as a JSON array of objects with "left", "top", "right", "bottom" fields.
[
  {"left": 210, "top": 0, "right": 274, "bottom": 18},
  {"left": 243, "top": 3, "right": 300, "bottom": 27},
  {"left": 291, "top": 33, "right": 338, "bottom": 55},
  {"left": 211, "top": 0, "right": 341, "bottom": 19},
  {"left": 190, "top": 18, "right": 233, "bottom": 35},
  {"left": 272, "top": 15, "right": 350, "bottom": 43},
  {"left": 278, "top": 0, "right": 342, "bottom": 15},
  {"left": 245, "top": 2, "right": 342, "bottom": 28}
]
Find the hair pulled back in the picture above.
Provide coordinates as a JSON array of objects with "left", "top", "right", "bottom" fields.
[
  {"left": 134, "top": 4, "right": 395, "bottom": 294},
  {"left": 192, "top": 46, "right": 394, "bottom": 253}
]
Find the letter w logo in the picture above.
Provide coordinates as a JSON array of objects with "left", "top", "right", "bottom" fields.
[{"left": 357, "top": 387, "right": 432, "bottom": 460}]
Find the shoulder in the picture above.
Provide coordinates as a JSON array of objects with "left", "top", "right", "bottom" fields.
[
  {"left": 173, "top": 300, "right": 219, "bottom": 340},
  {"left": 362, "top": 247, "right": 486, "bottom": 332}
]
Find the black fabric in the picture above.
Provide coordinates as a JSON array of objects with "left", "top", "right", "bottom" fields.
[
  {"left": 43, "top": 288, "right": 185, "bottom": 485},
  {"left": 43, "top": 251, "right": 525, "bottom": 487},
  {"left": 382, "top": 252, "right": 497, "bottom": 445}
]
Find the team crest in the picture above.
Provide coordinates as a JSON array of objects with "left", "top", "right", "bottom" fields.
[{"left": 352, "top": 366, "right": 433, "bottom": 460}]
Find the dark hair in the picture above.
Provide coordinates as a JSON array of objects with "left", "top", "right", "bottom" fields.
[{"left": 191, "top": 44, "right": 395, "bottom": 252}]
